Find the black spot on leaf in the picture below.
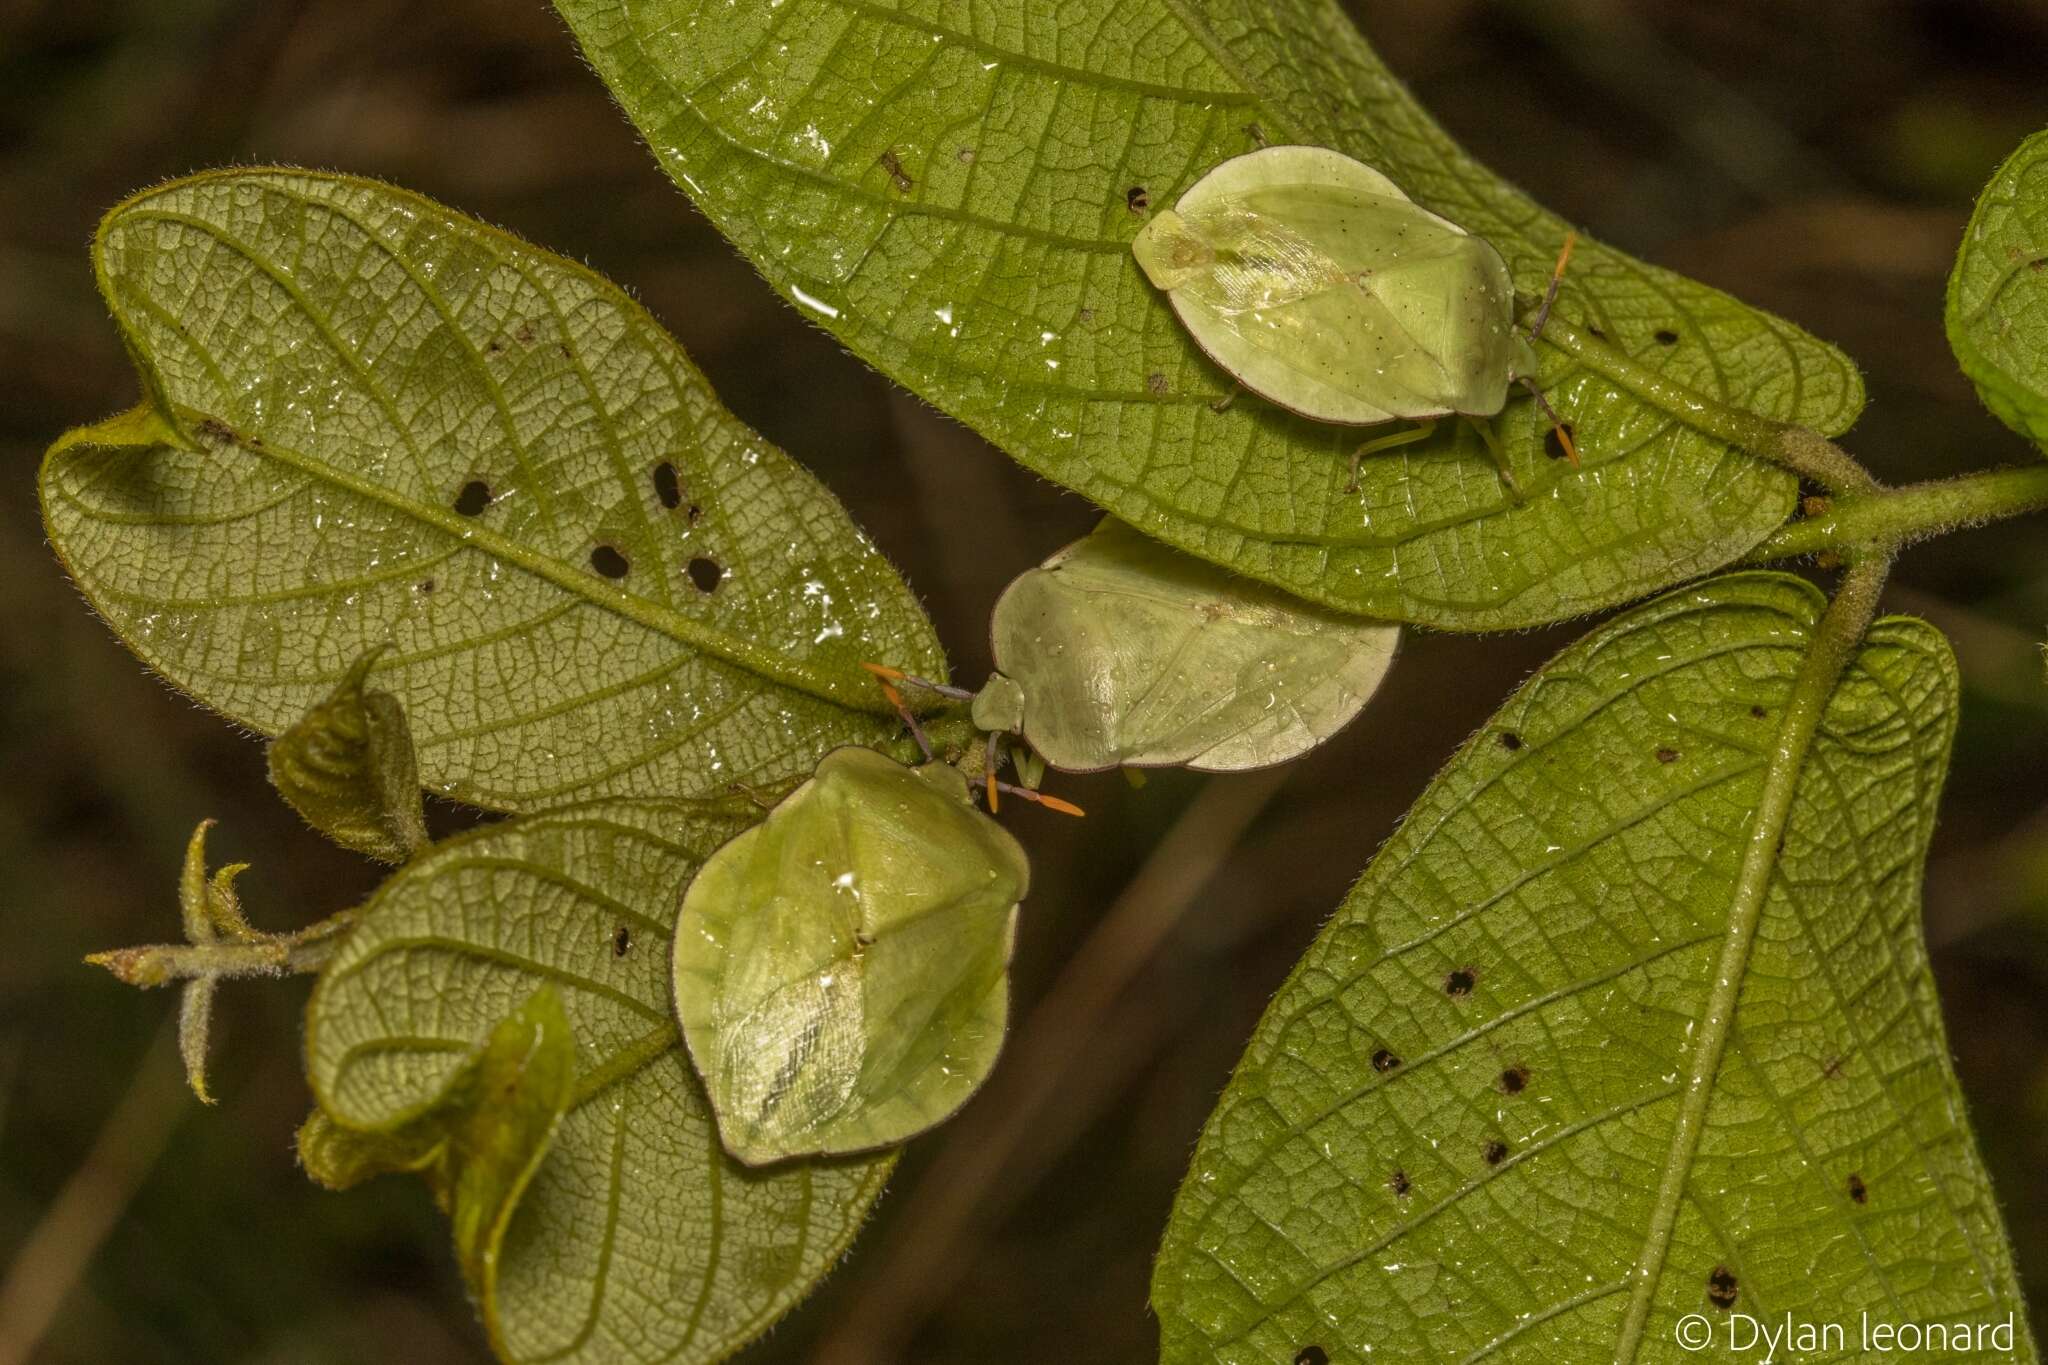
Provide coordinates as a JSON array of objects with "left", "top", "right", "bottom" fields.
[
  {"left": 1656, "top": 747, "right": 1679, "bottom": 764},
  {"left": 1498, "top": 730, "right": 1523, "bottom": 752},
  {"left": 687, "top": 557, "right": 724, "bottom": 594},
  {"left": 1295, "top": 1349, "right": 1330, "bottom": 1365},
  {"left": 1543, "top": 424, "right": 1576, "bottom": 461},
  {"left": 590, "top": 544, "right": 630, "bottom": 579},
  {"left": 653, "top": 461, "right": 683, "bottom": 509},
  {"left": 1388, "top": 1169, "right": 1411, "bottom": 1197},
  {"left": 1483, "top": 1139, "right": 1508, "bottom": 1166},
  {"left": 453, "top": 480, "right": 492, "bottom": 516},
  {"left": 878, "top": 149, "right": 913, "bottom": 193},
  {"left": 1750, "top": 705, "right": 1768, "bottom": 719},
  {"left": 1707, "top": 1265, "right": 1739, "bottom": 1309},
  {"left": 1371, "top": 1048, "right": 1401, "bottom": 1073},
  {"left": 613, "top": 926, "right": 632, "bottom": 957},
  {"left": 1127, "top": 185, "right": 1150, "bottom": 213},
  {"left": 1654, "top": 328, "right": 1680, "bottom": 346},
  {"left": 1500, "top": 1064, "right": 1530, "bottom": 1094},
  {"left": 1445, "top": 967, "right": 1476, "bottom": 998},
  {"left": 1847, "top": 1173, "right": 1867, "bottom": 1204},
  {"left": 416, "top": 579, "right": 436, "bottom": 595}
]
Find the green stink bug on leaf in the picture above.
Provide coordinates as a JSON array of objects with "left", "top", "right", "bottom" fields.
[
  {"left": 672, "top": 746, "right": 1028, "bottom": 1166},
  {"left": 1131, "top": 145, "right": 1576, "bottom": 478},
  {"left": 973, "top": 520, "right": 1400, "bottom": 773}
]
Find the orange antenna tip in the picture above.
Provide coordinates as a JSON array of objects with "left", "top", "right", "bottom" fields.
[{"left": 860, "top": 661, "right": 906, "bottom": 681}]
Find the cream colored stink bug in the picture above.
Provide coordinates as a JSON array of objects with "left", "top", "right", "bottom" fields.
[{"left": 1132, "top": 144, "right": 1576, "bottom": 488}]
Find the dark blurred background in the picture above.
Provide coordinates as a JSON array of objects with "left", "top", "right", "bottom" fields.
[{"left": 2, "top": 1, "right": 2046, "bottom": 1361}]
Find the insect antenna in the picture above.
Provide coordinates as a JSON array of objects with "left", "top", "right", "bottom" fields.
[
  {"left": 1515, "top": 378, "right": 1580, "bottom": 467},
  {"left": 859, "top": 661, "right": 976, "bottom": 702},
  {"left": 994, "top": 782, "right": 1085, "bottom": 817},
  {"left": 985, "top": 731, "right": 1001, "bottom": 813},
  {"left": 859, "top": 662, "right": 934, "bottom": 760},
  {"left": 1527, "top": 230, "right": 1577, "bottom": 343}
]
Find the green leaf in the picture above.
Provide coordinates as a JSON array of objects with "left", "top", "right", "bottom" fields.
[
  {"left": 1152, "top": 573, "right": 2036, "bottom": 1362},
  {"left": 552, "top": 1, "right": 1862, "bottom": 629},
  {"left": 41, "top": 169, "right": 945, "bottom": 809},
  {"left": 305, "top": 798, "right": 893, "bottom": 1364},
  {"left": 1948, "top": 128, "right": 2048, "bottom": 451},
  {"left": 673, "top": 747, "right": 1027, "bottom": 1165},
  {"left": 302, "top": 988, "right": 578, "bottom": 1310},
  {"left": 981, "top": 519, "right": 1398, "bottom": 771},
  {"left": 267, "top": 646, "right": 429, "bottom": 862}
]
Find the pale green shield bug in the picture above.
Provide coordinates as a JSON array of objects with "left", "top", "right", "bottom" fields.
[
  {"left": 1131, "top": 144, "right": 1577, "bottom": 484},
  {"left": 671, "top": 746, "right": 1028, "bottom": 1166},
  {"left": 971, "top": 520, "right": 1399, "bottom": 773}
]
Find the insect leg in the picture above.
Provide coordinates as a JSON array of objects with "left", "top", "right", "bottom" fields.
[
  {"left": 1527, "top": 230, "right": 1578, "bottom": 343},
  {"left": 1345, "top": 419, "right": 1440, "bottom": 494},
  {"left": 1463, "top": 415, "right": 1525, "bottom": 501},
  {"left": 1209, "top": 382, "right": 1243, "bottom": 414}
]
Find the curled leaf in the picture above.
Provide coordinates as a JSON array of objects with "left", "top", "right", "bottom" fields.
[
  {"left": 1947, "top": 128, "right": 2048, "bottom": 451},
  {"left": 267, "top": 646, "right": 428, "bottom": 862},
  {"left": 306, "top": 798, "right": 888, "bottom": 1362},
  {"left": 673, "top": 747, "right": 1028, "bottom": 1165},
  {"left": 302, "top": 988, "right": 574, "bottom": 1305},
  {"left": 981, "top": 520, "right": 1398, "bottom": 772}
]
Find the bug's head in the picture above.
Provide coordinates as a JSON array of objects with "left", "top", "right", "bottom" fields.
[{"left": 1132, "top": 209, "right": 1215, "bottom": 290}]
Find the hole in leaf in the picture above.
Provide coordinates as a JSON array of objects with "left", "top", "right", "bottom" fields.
[
  {"left": 1388, "top": 1169, "right": 1411, "bottom": 1198},
  {"left": 1295, "top": 1349, "right": 1330, "bottom": 1365},
  {"left": 453, "top": 480, "right": 493, "bottom": 516},
  {"left": 1498, "top": 731, "right": 1523, "bottom": 752},
  {"left": 1371, "top": 1048, "right": 1401, "bottom": 1073},
  {"left": 1706, "top": 1265, "right": 1739, "bottom": 1310},
  {"left": 687, "top": 557, "right": 724, "bottom": 594},
  {"left": 1500, "top": 1064, "right": 1530, "bottom": 1094},
  {"left": 1543, "top": 423, "right": 1576, "bottom": 461},
  {"left": 416, "top": 579, "right": 436, "bottom": 595},
  {"left": 590, "top": 544, "right": 630, "bottom": 579},
  {"left": 686, "top": 504, "right": 704, "bottom": 526},
  {"left": 1654, "top": 328, "right": 1680, "bottom": 347},
  {"left": 1127, "top": 185, "right": 1150, "bottom": 213},
  {"left": 1483, "top": 1139, "right": 1509, "bottom": 1166},
  {"left": 1444, "top": 967, "right": 1477, "bottom": 998},
  {"left": 1847, "top": 1173, "right": 1867, "bottom": 1204},
  {"left": 653, "top": 461, "right": 683, "bottom": 510},
  {"left": 1656, "top": 747, "right": 1679, "bottom": 764},
  {"left": 613, "top": 926, "right": 632, "bottom": 957},
  {"left": 1587, "top": 324, "right": 1608, "bottom": 340}
]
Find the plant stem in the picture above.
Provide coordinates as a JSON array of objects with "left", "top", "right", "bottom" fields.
[
  {"left": 1532, "top": 314, "right": 1879, "bottom": 493},
  {"left": 1613, "top": 551, "right": 1892, "bottom": 1363},
  {"left": 1750, "top": 462, "right": 2048, "bottom": 560}
]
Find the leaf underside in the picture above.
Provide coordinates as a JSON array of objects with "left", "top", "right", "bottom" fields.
[
  {"left": 42, "top": 170, "right": 943, "bottom": 809},
  {"left": 1947, "top": 127, "right": 2048, "bottom": 451},
  {"left": 554, "top": 0, "right": 1864, "bottom": 629},
  {"left": 1151, "top": 573, "right": 2035, "bottom": 1363},
  {"left": 305, "top": 799, "right": 893, "bottom": 1365}
]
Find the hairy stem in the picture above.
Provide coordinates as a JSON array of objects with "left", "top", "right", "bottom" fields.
[
  {"left": 1750, "top": 462, "right": 2048, "bottom": 560},
  {"left": 1532, "top": 313, "right": 1879, "bottom": 493}
]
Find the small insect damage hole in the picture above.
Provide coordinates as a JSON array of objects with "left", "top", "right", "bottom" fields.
[
  {"left": 1294, "top": 1349, "right": 1330, "bottom": 1365},
  {"left": 590, "top": 544, "right": 631, "bottom": 579},
  {"left": 687, "top": 557, "right": 724, "bottom": 594},
  {"left": 1656, "top": 747, "right": 1679, "bottom": 764},
  {"left": 1444, "top": 967, "right": 1477, "bottom": 999},
  {"left": 613, "top": 925, "right": 632, "bottom": 957},
  {"left": 1543, "top": 423, "right": 1577, "bottom": 461},
  {"left": 1653, "top": 328, "right": 1680, "bottom": 347},
  {"left": 1750, "top": 705, "right": 1768, "bottom": 719},
  {"left": 1388, "top": 1169, "right": 1411, "bottom": 1198},
  {"left": 1587, "top": 324, "right": 1608, "bottom": 340},
  {"left": 1500, "top": 1064, "right": 1530, "bottom": 1095},
  {"left": 1847, "top": 1172, "right": 1868, "bottom": 1204},
  {"left": 415, "top": 579, "right": 437, "bottom": 595},
  {"left": 653, "top": 461, "right": 684, "bottom": 510},
  {"left": 453, "top": 480, "right": 493, "bottom": 516},
  {"left": 1498, "top": 730, "right": 1523, "bottom": 752},
  {"left": 956, "top": 146, "right": 976, "bottom": 164},
  {"left": 1706, "top": 1265, "right": 1739, "bottom": 1310},
  {"left": 1371, "top": 1048, "right": 1401, "bottom": 1073},
  {"left": 1482, "top": 1139, "right": 1509, "bottom": 1166},
  {"left": 1126, "top": 185, "right": 1150, "bottom": 213},
  {"left": 878, "top": 149, "right": 914, "bottom": 193}
]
